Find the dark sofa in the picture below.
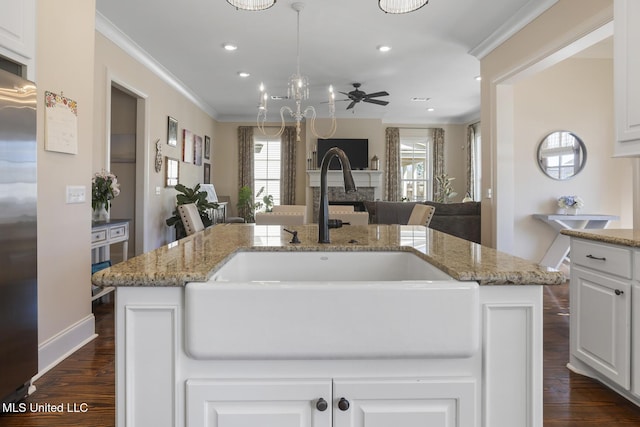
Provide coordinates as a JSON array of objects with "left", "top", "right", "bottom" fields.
[{"left": 364, "top": 200, "right": 481, "bottom": 244}]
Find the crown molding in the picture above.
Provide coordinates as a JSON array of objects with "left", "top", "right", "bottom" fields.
[
  {"left": 469, "top": 0, "right": 559, "bottom": 59},
  {"left": 95, "top": 12, "right": 218, "bottom": 120}
]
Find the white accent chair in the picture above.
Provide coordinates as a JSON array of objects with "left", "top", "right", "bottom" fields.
[
  {"left": 255, "top": 205, "right": 307, "bottom": 225},
  {"left": 328, "top": 205, "right": 370, "bottom": 226},
  {"left": 178, "top": 203, "right": 205, "bottom": 236},
  {"left": 407, "top": 204, "right": 436, "bottom": 227}
]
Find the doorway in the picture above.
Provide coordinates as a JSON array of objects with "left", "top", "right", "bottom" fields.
[{"left": 107, "top": 82, "right": 147, "bottom": 258}]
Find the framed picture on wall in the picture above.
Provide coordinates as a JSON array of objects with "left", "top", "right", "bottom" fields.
[
  {"left": 167, "top": 116, "right": 178, "bottom": 147},
  {"left": 203, "top": 163, "right": 211, "bottom": 184},
  {"left": 182, "top": 129, "right": 194, "bottom": 163},
  {"left": 165, "top": 157, "right": 179, "bottom": 187},
  {"left": 204, "top": 135, "right": 211, "bottom": 160},
  {"left": 194, "top": 134, "right": 203, "bottom": 166}
]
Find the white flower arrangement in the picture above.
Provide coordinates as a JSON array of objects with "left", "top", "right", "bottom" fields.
[
  {"left": 92, "top": 170, "right": 120, "bottom": 211},
  {"left": 557, "top": 195, "right": 584, "bottom": 210}
]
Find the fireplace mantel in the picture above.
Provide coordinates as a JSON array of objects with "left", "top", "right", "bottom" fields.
[{"left": 307, "top": 170, "right": 383, "bottom": 199}]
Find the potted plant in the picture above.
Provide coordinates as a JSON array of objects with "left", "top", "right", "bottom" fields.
[
  {"left": 237, "top": 186, "right": 273, "bottom": 222},
  {"left": 166, "top": 183, "right": 218, "bottom": 239}
]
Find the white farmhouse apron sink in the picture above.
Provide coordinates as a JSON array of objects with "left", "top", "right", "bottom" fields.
[{"left": 185, "top": 251, "right": 479, "bottom": 360}]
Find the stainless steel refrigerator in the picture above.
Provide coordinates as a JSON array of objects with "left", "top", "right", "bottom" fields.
[{"left": 0, "top": 68, "right": 38, "bottom": 404}]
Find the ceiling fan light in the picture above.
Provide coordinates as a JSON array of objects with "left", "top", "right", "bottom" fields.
[
  {"left": 226, "top": 0, "right": 276, "bottom": 11},
  {"left": 379, "top": 0, "right": 429, "bottom": 14}
]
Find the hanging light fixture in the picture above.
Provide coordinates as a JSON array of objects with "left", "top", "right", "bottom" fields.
[
  {"left": 226, "top": 0, "right": 276, "bottom": 11},
  {"left": 379, "top": 0, "right": 429, "bottom": 14},
  {"left": 257, "top": 2, "right": 336, "bottom": 142}
]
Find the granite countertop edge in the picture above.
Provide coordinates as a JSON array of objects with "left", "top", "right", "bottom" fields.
[
  {"left": 561, "top": 228, "right": 640, "bottom": 248},
  {"left": 93, "top": 224, "right": 565, "bottom": 288}
]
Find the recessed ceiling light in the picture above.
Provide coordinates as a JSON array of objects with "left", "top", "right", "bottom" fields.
[
  {"left": 377, "top": 45, "right": 392, "bottom": 52},
  {"left": 475, "top": 75, "right": 482, "bottom": 81},
  {"left": 223, "top": 43, "right": 238, "bottom": 51},
  {"left": 411, "top": 97, "right": 430, "bottom": 102},
  {"left": 427, "top": 107, "right": 435, "bottom": 112},
  {"left": 270, "top": 95, "right": 288, "bottom": 100},
  {"left": 238, "top": 71, "right": 250, "bottom": 78}
]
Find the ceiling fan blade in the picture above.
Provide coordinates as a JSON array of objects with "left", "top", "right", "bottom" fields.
[
  {"left": 364, "top": 91, "right": 389, "bottom": 98},
  {"left": 363, "top": 98, "right": 389, "bottom": 106},
  {"left": 346, "top": 101, "right": 356, "bottom": 110}
]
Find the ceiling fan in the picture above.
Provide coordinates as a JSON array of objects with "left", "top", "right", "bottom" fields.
[{"left": 338, "top": 83, "right": 389, "bottom": 110}]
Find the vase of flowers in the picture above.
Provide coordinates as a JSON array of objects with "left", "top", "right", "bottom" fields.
[
  {"left": 557, "top": 195, "right": 584, "bottom": 215},
  {"left": 92, "top": 170, "right": 120, "bottom": 221}
]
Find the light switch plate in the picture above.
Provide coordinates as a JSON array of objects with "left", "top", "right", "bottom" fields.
[{"left": 66, "top": 185, "right": 86, "bottom": 204}]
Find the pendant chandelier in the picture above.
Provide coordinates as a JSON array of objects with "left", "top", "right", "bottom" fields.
[
  {"left": 379, "top": 0, "right": 429, "bottom": 14},
  {"left": 226, "top": 0, "right": 276, "bottom": 11},
  {"left": 257, "top": 2, "right": 337, "bottom": 142}
]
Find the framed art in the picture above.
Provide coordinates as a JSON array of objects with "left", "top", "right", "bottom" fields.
[
  {"left": 167, "top": 116, "right": 178, "bottom": 147},
  {"left": 203, "top": 163, "right": 211, "bottom": 184},
  {"left": 182, "top": 129, "right": 194, "bottom": 163},
  {"left": 165, "top": 157, "right": 179, "bottom": 187},
  {"left": 194, "top": 134, "right": 203, "bottom": 166},
  {"left": 204, "top": 135, "right": 211, "bottom": 160}
]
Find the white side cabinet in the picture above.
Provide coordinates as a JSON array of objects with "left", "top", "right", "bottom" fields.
[
  {"left": 614, "top": 0, "right": 640, "bottom": 156},
  {"left": 0, "top": 0, "right": 36, "bottom": 77},
  {"left": 569, "top": 238, "right": 634, "bottom": 393},
  {"left": 185, "top": 378, "right": 476, "bottom": 427}
]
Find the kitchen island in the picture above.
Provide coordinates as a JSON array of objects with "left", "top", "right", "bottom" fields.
[{"left": 93, "top": 224, "right": 564, "bottom": 427}]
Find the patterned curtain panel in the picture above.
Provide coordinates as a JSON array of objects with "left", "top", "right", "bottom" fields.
[
  {"left": 280, "top": 126, "right": 297, "bottom": 205},
  {"left": 237, "top": 126, "right": 255, "bottom": 219},
  {"left": 466, "top": 122, "right": 479, "bottom": 200},
  {"left": 384, "top": 127, "right": 401, "bottom": 201},
  {"left": 432, "top": 128, "right": 445, "bottom": 198}
]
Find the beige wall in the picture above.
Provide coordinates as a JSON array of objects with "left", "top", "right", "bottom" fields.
[
  {"left": 513, "top": 57, "right": 632, "bottom": 262},
  {"left": 480, "top": 0, "right": 614, "bottom": 250},
  {"left": 93, "top": 33, "right": 216, "bottom": 248},
  {"left": 35, "top": 0, "right": 96, "bottom": 372}
]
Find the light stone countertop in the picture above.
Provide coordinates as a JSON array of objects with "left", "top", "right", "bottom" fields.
[
  {"left": 561, "top": 228, "right": 640, "bottom": 248},
  {"left": 92, "top": 224, "right": 565, "bottom": 287}
]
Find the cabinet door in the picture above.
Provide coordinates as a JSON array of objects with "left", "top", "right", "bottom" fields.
[
  {"left": 572, "top": 266, "right": 631, "bottom": 389},
  {"left": 614, "top": 0, "right": 640, "bottom": 154},
  {"left": 186, "top": 378, "right": 331, "bottom": 427},
  {"left": 333, "top": 378, "right": 476, "bottom": 427}
]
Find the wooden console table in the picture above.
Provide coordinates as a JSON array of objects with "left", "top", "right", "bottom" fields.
[
  {"left": 533, "top": 213, "right": 619, "bottom": 269},
  {"left": 91, "top": 218, "right": 130, "bottom": 301}
]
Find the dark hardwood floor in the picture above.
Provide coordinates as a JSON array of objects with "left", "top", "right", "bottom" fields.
[{"left": 2, "top": 282, "right": 640, "bottom": 426}]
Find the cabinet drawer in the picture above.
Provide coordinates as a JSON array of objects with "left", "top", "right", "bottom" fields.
[
  {"left": 572, "top": 239, "right": 632, "bottom": 279},
  {"left": 109, "top": 225, "right": 127, "bottom": 239},
  {"left": 91, "top": 229, "right": 107, "bottom": 243}
]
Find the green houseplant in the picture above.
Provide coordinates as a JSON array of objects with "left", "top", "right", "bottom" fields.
[
  {"left": 237, "top": 186, "right": 273, "bottom": 223},
  {"left": 166, "top": 183, "right": 218, "bottom": 239}
]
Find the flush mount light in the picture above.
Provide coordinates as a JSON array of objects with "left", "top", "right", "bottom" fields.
[
  {"left": 379, "top": 0, "right": 429, "bottom": 14},
  {"left": 226, "top": 0, "right": 276, "bottom": 11},
  {"left": 223, "top": 43, "right": 238, "bottom": 51},
  {"left": 377, "top": 45, "right": 392, "bottom": 52},
  {"left": 238, "top": 71, "right": 251, "bottom": 78}
]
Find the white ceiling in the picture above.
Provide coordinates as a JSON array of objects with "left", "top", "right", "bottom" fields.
[{"left": 95, "top": 0, "right": 559, "bottom": 124}]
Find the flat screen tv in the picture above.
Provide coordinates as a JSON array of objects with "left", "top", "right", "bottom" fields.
[{"left": 317, "top": 138, "right": 369, "bottom": 170}]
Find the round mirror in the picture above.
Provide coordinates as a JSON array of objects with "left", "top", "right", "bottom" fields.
[{"left": 536, "top": 131, "right": 586, "bottom": 180}]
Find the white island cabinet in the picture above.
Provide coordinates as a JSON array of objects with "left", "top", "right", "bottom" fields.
[
  {"left": 614, "top": 0, "right": 640, "bottom": 156},
  {"left": 93, "top": 224, "right": 563, "bottom": 427},
  {"left": 565, "top": 230, "right": 640, "bottom": 406}
]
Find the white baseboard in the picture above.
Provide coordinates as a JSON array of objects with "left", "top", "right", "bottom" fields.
[{"left": 34, "top": 314, "right": 97, "bottom": 381}]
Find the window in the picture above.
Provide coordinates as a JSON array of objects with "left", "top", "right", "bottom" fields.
[
  {"left": 470, "top": 123, "right": 481, "bottom": 201},
  {"left": 254, "top": 136, "right": 281, "bottom": 206},
  {"left": 400, "top": 132, "right": 432, "bottom": 202}
]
